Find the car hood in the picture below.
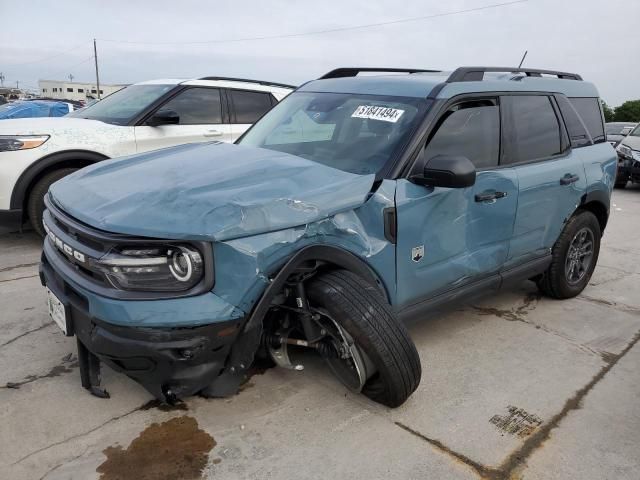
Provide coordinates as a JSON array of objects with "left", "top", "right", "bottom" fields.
[
  {"left": 621, "top": 135, "right": 640, "bottom": 151},
  {"left": 0, "top": 116, "right": 118, "bottom": 135},
  {"left": 49, "top": 142, "right": 376, "bottom": 241}
]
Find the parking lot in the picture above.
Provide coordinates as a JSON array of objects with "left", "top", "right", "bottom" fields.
[{"left": 0, "top": 186, "right": 638, "bottom": 480}]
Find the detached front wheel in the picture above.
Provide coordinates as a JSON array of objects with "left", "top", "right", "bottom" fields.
[{"left": 306, "top": 270, "right": 421, "bottom": 408}]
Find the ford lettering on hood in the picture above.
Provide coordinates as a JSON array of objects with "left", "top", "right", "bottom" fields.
[{"left": 49, "top": 142, "right": 376, "bottom": 241}]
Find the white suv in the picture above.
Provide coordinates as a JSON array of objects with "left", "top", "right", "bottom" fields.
[{"left": 0, "top": 77, "right": 294, "bottom": 235}]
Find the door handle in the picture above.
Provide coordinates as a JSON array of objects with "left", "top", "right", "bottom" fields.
[
  {"left": 475, "top": 191, "right": 508, "bottom": 203},
  {"left": 560, "top": 173, "right": 580, "bottom": 185},
  {"left": 204, "top": 129, "right": 223, "bottom": 137}
]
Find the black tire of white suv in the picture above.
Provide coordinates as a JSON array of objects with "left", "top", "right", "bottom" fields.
[
  {"left": 537, "top": 210, "right": 601, "bottom": 299},
  {"left": 27, "top": 168, "right": 78, "bottom": 236},
  {"left": 306, "top": 269, "right": 422, "bottom": 408}
]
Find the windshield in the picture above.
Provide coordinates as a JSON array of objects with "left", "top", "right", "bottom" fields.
[
  {"left": 238, "top": 92, "right": 427, "bottom": 175},
  {"left": 67, "top": 84, "right": 174, "bottom": 125},
  {"left": 630, "top": 125, "right": 640, "bottom": 137}
]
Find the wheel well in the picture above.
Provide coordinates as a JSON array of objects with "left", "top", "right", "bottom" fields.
[
  {"left": 579, "top": 201, "right": 608, "bottom": 233},
  {"left": 13, "top": 150, "right": 108, "bottom": 215}
]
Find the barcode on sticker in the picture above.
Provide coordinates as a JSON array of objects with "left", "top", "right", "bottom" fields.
[{"left": 352, "top": 105, "right": 405, "bottom": 123}]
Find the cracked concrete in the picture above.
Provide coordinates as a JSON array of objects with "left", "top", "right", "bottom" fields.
[{"left": 1, "top": 186, "right": 639, "bottom": 480}]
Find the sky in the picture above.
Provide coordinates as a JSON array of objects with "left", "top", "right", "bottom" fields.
[{"left": 0, "top": 0, "right": 638, "bottom": 106}]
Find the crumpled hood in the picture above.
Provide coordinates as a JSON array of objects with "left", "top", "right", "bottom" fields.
[{"left": 50, "top": 142, "right": 376, "bottom": 241}]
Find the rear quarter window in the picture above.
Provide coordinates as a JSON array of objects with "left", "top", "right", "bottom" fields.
[
  {"left": 569, "top": 97, "right": 605, "bottom": 144},
  {"left": 556, "top": 95, "right": 592, "bottom": 148}
]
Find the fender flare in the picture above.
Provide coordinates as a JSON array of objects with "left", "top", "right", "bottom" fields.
[
  {"left": 218, "top": 245, "right": 390, "bottom": 386},
  {"left": 249, "top": 244, "right": 390, "bottom": 330},
  {"left": 579, "top": 189, "right": 610, "bottom": 232},
  {"left": 10, "top": 149, "right": 108, "bottom": 210}
]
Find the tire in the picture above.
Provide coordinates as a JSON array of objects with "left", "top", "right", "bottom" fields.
[
  {"left": 614, "top": 179, "right": 627, "bottom": 189},
  {"left": 537, "top": 210, "right": 601, "bottom": 299},
  {"left": 306, "top": 269, "right": 421, "bottom": 408},
  {"left": 27, "top": 168, "right": 78, "bottom": 236}
]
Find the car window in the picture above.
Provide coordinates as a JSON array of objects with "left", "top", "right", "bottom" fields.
[
  {"left": 160, "top": 87, "right": 222, "bottom": 124},
  {"left": 504, "top": 95, "right": 561, "bottom": 163},
  {"left": 424, "top": 100, "right": 500, "bottom": 169},
  {"left": 67, "top": 84, "right": 171, "bottom": 125},
  {"left": 229, "top": 90, "right": 273, "bottom": 124},
  {"left": 569, "top": 97, "right": 605, "bottom": 143},
  {"left": 556, "top": 95, "right": 591, "bottom": 148}
]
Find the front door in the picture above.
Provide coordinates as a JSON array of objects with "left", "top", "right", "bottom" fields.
[
  {"left": 395, "top": 98, "right": 518, "bottom": 308},
  {"left": 134, "top": 86, "right": 233, "bottom": 152}
]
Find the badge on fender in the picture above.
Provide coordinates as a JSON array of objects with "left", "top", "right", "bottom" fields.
[{"left": 412, "top": 245, "right": 424, "bottom": 263}]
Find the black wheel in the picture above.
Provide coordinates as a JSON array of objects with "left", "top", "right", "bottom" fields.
[
  {"left": 306, "top": 270, "right": 421, "bottom": 408},
  {"left": 537, "top": 210, "right": 601, "bottom": 299},
  {"left": 27, "top": 168, "right": 77, "bottom": 236},
  {"left": 614, "top": 179, "right": 627, "bottom": 189}
]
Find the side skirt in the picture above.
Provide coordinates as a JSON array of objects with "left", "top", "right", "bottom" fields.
[{"left": 396, "top": 254, "right": 551, "bottom": 323}]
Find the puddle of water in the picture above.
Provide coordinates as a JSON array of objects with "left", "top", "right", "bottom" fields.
[{"left": 97, "top": 415, "right": 216, "bottom": 480}]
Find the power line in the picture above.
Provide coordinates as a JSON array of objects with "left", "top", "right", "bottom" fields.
[
  {"left": 1, "top": 42, "right": 89, "bottom": 67},
  {"left": 99, "top": 0, "right": 528, "bottom": 46}
]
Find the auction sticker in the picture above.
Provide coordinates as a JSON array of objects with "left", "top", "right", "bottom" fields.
[{"left": 352, "top": 105, "right": 404, "bottom": 123}]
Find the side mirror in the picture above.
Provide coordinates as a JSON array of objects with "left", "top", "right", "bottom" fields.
[
  {"left": 147, "top": 109, "right": 179, "bottom": 126},
  {"left": 411, "top": 154, "right": 476, "bottom": 188}
]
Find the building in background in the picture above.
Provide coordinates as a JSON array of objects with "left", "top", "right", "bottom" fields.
[{"left": 38, "top": 80, "right": 127, "bottom": 102}]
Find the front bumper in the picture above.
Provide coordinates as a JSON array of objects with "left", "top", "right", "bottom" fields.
[
  {"left": 0, "top": 208, "right": 23, "bottom": 231},
  {"left": 617, "top": 160, "right": 640, "bottom": 183},
  {"left": 40, "top": 245, "right": 245, "bottom": 401}
]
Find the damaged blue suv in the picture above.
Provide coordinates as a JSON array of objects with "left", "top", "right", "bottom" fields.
[{"left": 40, "top": 67, "right": 616, "bottom": 407}]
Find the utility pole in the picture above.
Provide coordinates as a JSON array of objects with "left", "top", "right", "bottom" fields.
[
  {"left": 93, "top": 38, "right": 101, "bottom": 99},
  {"left": 16, "top": 80, "right": 19, "bottom": 89},
  {"left": 0, "top": 72, "right": 4, "bottom": 87},
  {"left": 69, "top": 73, "right": 74, "bottom": 83},
  {"left": 518, "top": 50, "right": 528, "bottom": 68}
]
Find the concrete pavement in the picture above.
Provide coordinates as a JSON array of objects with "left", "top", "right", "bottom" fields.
[{"left": 1, "top": 186, "right": 639, "bottom": 480}]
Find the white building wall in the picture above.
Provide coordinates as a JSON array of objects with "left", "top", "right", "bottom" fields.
[{"left": 38, "top": 80, "right": 126, "bottom": 102}]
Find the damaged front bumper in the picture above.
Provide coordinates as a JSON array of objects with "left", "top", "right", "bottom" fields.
[{"left": 40, "top": 242, "right": 245, "bottom": 402}]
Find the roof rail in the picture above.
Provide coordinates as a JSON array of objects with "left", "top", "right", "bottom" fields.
[
  {"left": 198, "top": 77, "right": 296, "bottom": 89},
  {"left": 319, "top": 67, "right": 441, "bottom": 79},
  {"left": 446, "top": 67, "right": 582, "bottom": 82}
]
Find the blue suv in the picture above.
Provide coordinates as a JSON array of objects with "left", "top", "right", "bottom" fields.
[{"left": 40, "top": 67, "right": 616, "bottom": 407}]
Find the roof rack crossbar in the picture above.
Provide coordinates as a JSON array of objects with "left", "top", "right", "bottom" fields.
[
  {"left": 198, "top": 77, "right": 296, "bottom": 89},
  {"left": 446, "top": 67, "right": 582, "bottom": 82},
  {"left": 319, "top": 67, "right": 441, "bottom": 79}
]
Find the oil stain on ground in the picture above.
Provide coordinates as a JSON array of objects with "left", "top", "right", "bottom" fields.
[
  {"left": 490, "top": 405, "right": 543, "bottom": 438},
  {"left": 97, "top": 416, "right": 216, "bottom": 480}
]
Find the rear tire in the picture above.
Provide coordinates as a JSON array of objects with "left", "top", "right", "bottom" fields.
[
  {"left": 537, "top": 210, "right": 601, "bottom": 299},
  {"left": 306, "top": 269, "right": 421, "bottom": 408},
  {"left": 27, "top": 168, "right": 78, "bottom": 236}
]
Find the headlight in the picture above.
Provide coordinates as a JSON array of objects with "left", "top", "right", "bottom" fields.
[
  {"left": 616, "top": 144, "right": 633, "bottom": 158},
  {"left": 0, "top": 135, "right": 50, "bottom": 152},
  {"left": 94, "top": 245, "right": 204, "bottom": 292}
]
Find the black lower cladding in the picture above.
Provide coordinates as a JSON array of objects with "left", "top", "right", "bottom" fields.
[
  {"left": 618, "top": 162, "right": 640, "bottom": 182},
  {"left": 40, "top": 252, "right": 243, "bottom": 401}
]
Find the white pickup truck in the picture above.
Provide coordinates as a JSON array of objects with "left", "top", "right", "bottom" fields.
[{"left": 0, "top": 77, "right": 293, "bottom": 235}]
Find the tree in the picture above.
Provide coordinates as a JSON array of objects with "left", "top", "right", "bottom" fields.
[
  {"left": 601, "top": 101, "right": 615, "bottom": 122},
  {"left": 614, "top": 100, "right": 640, "bottom": 122}
]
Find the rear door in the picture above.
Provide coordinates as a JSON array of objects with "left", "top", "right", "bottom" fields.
[
  {"left": 227, "top": 89, "right": 277, "bottom": 141},
  {"left": 395, "top": 97, "right": 518, "bottom": 307},
  {"left": 502, "top": 94, "right": 587, "bottom": 268},
  {"left": 134, "top": 87, "right": 233, "bottom": 152}
]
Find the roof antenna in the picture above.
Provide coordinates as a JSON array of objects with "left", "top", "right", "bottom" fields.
[{"left": 518, "top": 50, "right": 528, "bottom": 68}]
